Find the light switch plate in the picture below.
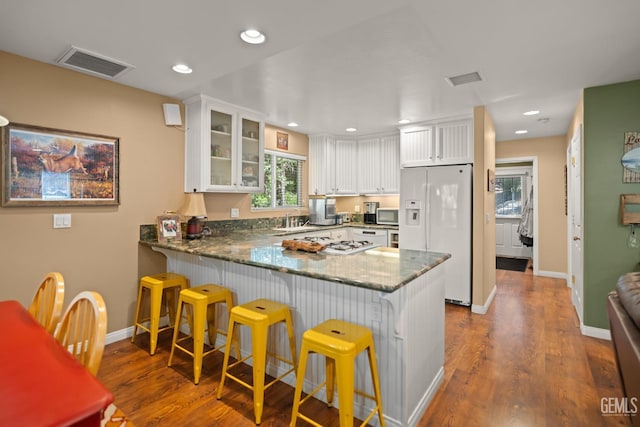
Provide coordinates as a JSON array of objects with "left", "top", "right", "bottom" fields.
[
  {"left": 53, "top": 213, "right": 71, "bottom": 228},
  {"left": 230, "top": 208, "right": 239, "bottom": 218}
]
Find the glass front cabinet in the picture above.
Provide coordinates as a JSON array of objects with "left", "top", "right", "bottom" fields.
[{"left": 184, "top": 94, "right": 264, "bottom": 193}]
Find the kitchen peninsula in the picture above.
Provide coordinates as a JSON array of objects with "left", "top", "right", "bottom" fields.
[{"left": 140, "top": 227, "right": 449, "bottom": 427}]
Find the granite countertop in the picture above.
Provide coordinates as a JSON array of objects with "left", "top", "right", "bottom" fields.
[{"left": 140, "top": 227, "right": 449, "bottom": 293}]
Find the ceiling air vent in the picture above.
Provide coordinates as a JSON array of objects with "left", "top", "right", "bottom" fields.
[
  {"left": 56, "top": 46, "right": 134, "bottom": 79},
  {"left": 445, "top": 71, "right": 482, "bottom": 87}
]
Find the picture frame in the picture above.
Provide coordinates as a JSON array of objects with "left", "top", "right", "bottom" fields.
[
  {"left": 156, "top": 213, "right": 182, "bottom": 243},
  {"left": 487, "top": 168, "right": 496, "bottom": 192},
  {"left": 277, "top": 131, "right": 288, "bottom": 150},
  {"left": 1, "top": 123, "right": 119, "bottom": 207}
]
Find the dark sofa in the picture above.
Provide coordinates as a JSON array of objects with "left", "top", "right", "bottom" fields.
[{"left": 607, "top": 272, "right": 640, "bottom": 425}]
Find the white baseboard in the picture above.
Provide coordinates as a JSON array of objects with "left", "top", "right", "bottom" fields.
[
  {"left": 537, "top": 270, "right": 567, "bottom": 279},
  {"left": 581, "top": 324, "right": 611, "bottom": 340},
  {"left": 471, "top": 285, "right": 496, "bottom": 314},
  {"left": 406, "top": 366, "right": 444, "bottom": 427},
  {"left": 106, "top": 326, "right": 133, "bottom": 345}
]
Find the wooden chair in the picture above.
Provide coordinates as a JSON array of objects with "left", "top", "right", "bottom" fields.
[
  {"left": 28, "top": 272, "right": 65, "bottom": 334},
  {"left": 54, "top": 291, "right": 107, "bottom": 376}
]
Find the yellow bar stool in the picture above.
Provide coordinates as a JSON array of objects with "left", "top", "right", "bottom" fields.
[
  {"left": 167, "top": 284, "right": 240, "bottom": 384},
  {"left": 290, "top": 319, "right": 385, "bottom": 427},
  {"left": 131, "top": 272, "right": 188, "bottom": 355},
  {"left": 217, "top": 298, "right": 297, "bottom": 425}
]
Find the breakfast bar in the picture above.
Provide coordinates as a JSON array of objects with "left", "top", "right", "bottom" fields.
[{"left": 140, "top": 229, "right": 449, "bottom": 427}]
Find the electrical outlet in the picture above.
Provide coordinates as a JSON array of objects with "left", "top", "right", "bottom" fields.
[
  {"left": 230, "top": 208, "right": 239, "bottom": 218},
  {"left": 53, "top": 213, "right": 71, "bottom": 228},
  {"left": 354, "top": 205, "right": 361, "bottom": 213}
]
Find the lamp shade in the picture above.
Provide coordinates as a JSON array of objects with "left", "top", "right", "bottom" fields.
[
  {"left": 0, "top": 115, "right": 9, "bottom": 127},
  {"left": 180, "top": 192, "right": 207, "bottom": 218}
]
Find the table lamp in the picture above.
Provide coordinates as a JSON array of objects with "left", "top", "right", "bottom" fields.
[{"left": 181, "top": 191, "right": 207, "bottom": 239}]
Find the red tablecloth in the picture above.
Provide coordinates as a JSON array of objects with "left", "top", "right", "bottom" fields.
[{"left": 0, "top": 300, "right": 113, "bottom": 426}]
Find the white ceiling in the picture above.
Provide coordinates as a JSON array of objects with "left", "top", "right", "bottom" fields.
[{"left": 2, "top": 0, "right": 640, "bottom": 141}]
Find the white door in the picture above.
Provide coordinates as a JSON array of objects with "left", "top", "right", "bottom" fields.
[{"left": 568, "top": 127, "right": 583, "bottom": 322}]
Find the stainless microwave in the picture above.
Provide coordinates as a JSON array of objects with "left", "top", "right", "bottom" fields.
[{"left": 376, "top": 208, "right": 399, "bottom": 225}]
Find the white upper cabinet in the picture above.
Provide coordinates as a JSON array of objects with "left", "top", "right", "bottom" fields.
[
  {"left": 436, "top": 119, "right": 473, "bottom": 165},
  {"left": 400, "top": 117, "right": 472, "bottom": 167},
  {"left": 358, "top": 134, "right": 400, "bottom": 194},
  {"left": 308, "top": 136, "right": 358, "bottom": 195},
  {"left": 310, "top": 132, "right": 400, "bottom": 196},
  {"left": 400, "top": 125, "right": 436, "bottom": 167},
  {"left": 308, "top": 134, "right": 334, "bottom": 196},
  {"left": 184, "top": 95, "right": 264, "bottom": 193},
  {"left": 334, "top": 139, "right": 358, "bottom": 195}
]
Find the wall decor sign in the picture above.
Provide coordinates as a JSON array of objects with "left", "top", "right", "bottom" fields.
[
  {"left": 487, "top": 168, "right": 496, "bottom": 192},
  {"left": 1, "top": 123, "right": 119, "bottom": 206},
  {"left": 277, "top": 131, "right": 288, "bottom": 150},
  {"left": 622, "top": 131, "right": 640, "bottom": 183}
]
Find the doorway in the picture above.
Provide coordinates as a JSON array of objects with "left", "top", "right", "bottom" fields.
[{"left": 495, "top": 157, "right": 539, "bottom": 275}]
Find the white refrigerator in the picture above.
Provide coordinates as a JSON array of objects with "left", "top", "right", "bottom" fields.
[{"left": 399, "top": 164, "right": 472, "bottom": 306}]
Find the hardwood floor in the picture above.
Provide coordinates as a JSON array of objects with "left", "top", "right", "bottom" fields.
[{"left": 98, "top": 266, "right": 630, "bottom": 426}]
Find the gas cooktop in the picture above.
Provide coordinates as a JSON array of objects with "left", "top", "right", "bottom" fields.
[{"left": 286, "top": 236, "right": 380, "bottom": 255}]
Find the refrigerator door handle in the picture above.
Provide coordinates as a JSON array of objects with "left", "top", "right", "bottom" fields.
[{"left": 425, "top": 184, "right": 430, "bottom": 250}]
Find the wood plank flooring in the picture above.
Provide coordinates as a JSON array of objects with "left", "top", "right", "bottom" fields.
[{"left": 98, "top": 266, "right": 630, "bottom": 426}]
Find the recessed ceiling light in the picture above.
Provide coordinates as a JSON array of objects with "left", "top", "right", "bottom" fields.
[
  {"left": 288, "top": 122, "right": 299, "bottom": 127},
  {"left": 515, "top": 130, "right": 528, "bottom": 135},
  {"left": 172, "top": 64, "right": 192, "bottom": 74},
  {"left": 346, "top": 127, "right": 357, "bottom": 132},
  {"left": 398, "top": 119, "right": 410, "bottom": 124},
  {"left": 240, "top": 29, "right": 266, "bottom": 44},
  {"left": 523, "top": 110, "right": 540, "bottom": 116}
]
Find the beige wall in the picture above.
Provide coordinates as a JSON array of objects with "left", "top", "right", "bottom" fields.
[
  {"left": 0, "top": 51, "right": 307, "bottom": 332},
  {"left": 0, "top": 51, "right": 186, "bottom": 331},
  {"left": 496, "top": 135, "right": 568, "bottom": 273},
  {"left": 335, "top": 195, "right": 399, "bottom": 214},
  {"left": 472, "top": 106, "right": 497, "bottom": 308}
]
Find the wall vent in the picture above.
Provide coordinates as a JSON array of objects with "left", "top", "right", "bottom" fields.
[
  {"left": 445, "top": 71, "right": 482, "bottom": 87},
  {"left": 56, "top": 46, "right": 135, "bottom": 79}
]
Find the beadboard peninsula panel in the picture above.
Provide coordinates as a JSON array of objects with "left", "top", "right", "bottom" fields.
[{"left": 155, "top": 248, "right": 445, "bottom": 427}]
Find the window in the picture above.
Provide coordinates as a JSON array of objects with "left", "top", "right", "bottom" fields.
[
  {"left": 252, "top": 150, "right": 305, "bottom": 209},
  {"left": 495, "top": 175, "right": 523, "bottom": 216}
]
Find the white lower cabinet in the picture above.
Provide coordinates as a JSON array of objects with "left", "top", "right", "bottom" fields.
[{"left": 350, "top": 228, "right": 388, "bottom": 246}]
